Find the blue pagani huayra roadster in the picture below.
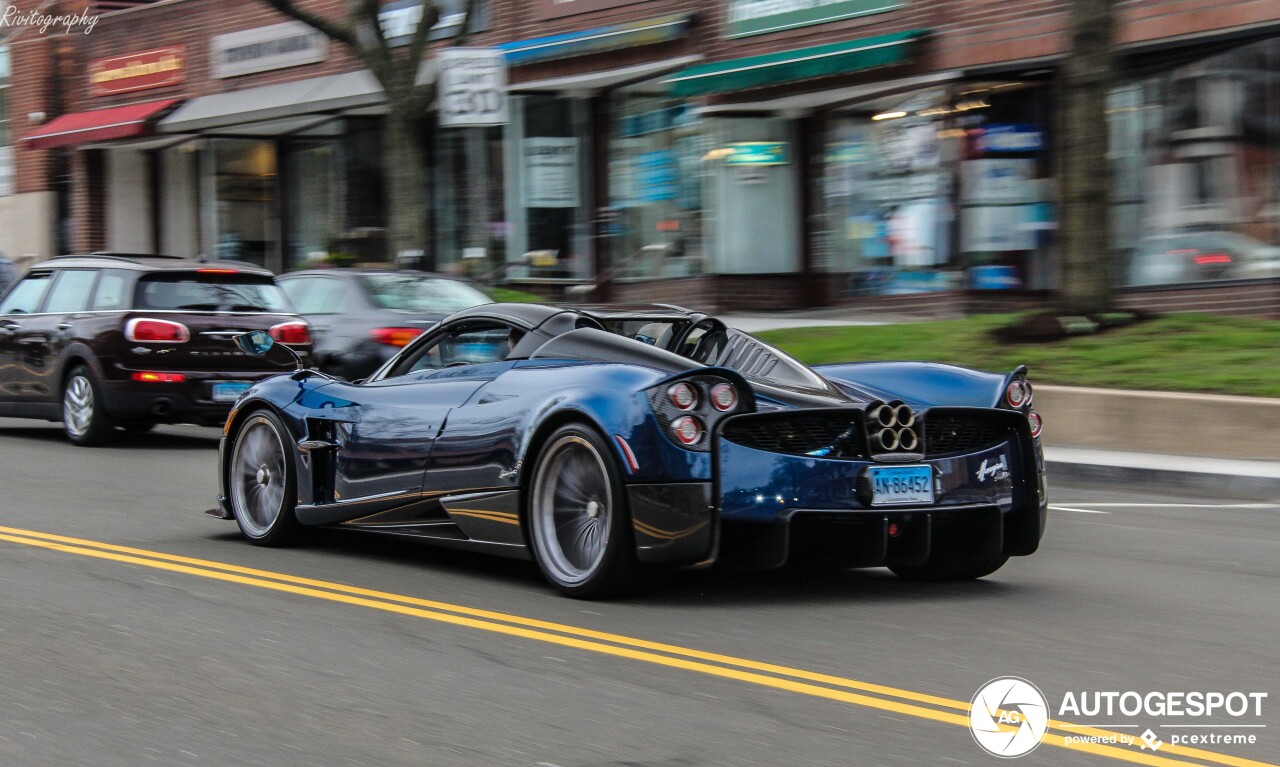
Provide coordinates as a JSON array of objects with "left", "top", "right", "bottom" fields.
[{"left": 212, "top": 303, "right": 1047, "bottom": 597}]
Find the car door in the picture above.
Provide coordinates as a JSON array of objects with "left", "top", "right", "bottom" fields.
[
  {"left": 17, "top": 268, "right": 99, "bottom": 402},
  {"left": 326, "top": 319, "right": 524, "bottom": 510},
  {"left": 0, "top": 271, "right": 56, "bottom": 402}
]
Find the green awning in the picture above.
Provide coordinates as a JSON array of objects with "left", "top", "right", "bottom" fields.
[{"left": 664, "top": 29, "right": 926, "bottom": 98}]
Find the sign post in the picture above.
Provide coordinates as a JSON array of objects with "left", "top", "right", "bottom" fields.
[{"left": 437, "top": 48, "right": 509, "bottom": 128}]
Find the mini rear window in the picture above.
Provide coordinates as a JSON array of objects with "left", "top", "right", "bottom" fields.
[{"left": 134, "top": 273, "right": 290, "bottom": 313}]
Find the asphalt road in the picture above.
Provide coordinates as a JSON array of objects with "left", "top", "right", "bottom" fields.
[{"left": 0, "top": 418, "right": 1276, "bottom": 767}]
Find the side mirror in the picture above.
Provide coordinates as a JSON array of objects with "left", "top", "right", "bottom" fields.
[{"left": 234, "top": 330, "right": 275, "bottom": 355}]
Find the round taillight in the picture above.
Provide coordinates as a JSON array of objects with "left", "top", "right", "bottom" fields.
[
  {"left": 1006, "top": 379, "right": 1031, "bottom": 409},
  {"left": 709, "top": 382, "right": 738, "bottom": 411},
  {"left": 269, "top": 321, "right": 311, "bottom": 345},
  {"left": 1028, "top": 410, "right": 1043, "bottom": 438},
  {"left": 125, "top": 318, "right": 190, "bottom": 343},
  {"left": 668, "top": 382, "right": 697, "bottom": 411},
  {"left": 671, "top": 415, "right": 703, "bottom": 446}
]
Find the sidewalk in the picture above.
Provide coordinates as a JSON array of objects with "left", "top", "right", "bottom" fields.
[
  {"left": 721, "top": 308, "right": 894, "bottom": 333},
  {"left": 1045, "top": 447, "right": 1280, "bottom": 501}
]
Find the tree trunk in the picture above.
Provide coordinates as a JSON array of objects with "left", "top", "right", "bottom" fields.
[
  {"left": 383, "top": 102, "right": 432, "bottom": 270},
  {"left": 1056, "top": 0, "right": 1116, "bottom": 315}
]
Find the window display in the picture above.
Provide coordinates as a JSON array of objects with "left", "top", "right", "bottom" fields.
[
  {"left": 821, "top": 82, "right": 1053, "bottom": 295},
  {"left": 1111, "top": 37, "right": 1280, "bottom": 286}
]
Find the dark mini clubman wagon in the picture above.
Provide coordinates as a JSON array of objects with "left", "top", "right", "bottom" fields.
[{"left": 0, "top": 253, "right": 311, "bottom": 445}]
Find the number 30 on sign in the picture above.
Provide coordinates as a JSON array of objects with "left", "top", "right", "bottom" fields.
[{"left": 437, "top": 48, "right": 510, "bottom": 128}]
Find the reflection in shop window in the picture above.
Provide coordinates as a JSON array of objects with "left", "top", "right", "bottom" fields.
[
  {"left": 607, "top": 83, "right": 708, "bottom": 281},
  {"left": 0, "top": 41, "right": 12, "bottom": 197},
  {"left": 821, "top": 82, "right": 1054, "bottom": 296},
  {"left": 506, "top": 95, "right": 591, "bottom": 281},
  {"left": 207, "top": 139, "right": 279, "bottom": 271},
  {"left": 1112, "top": 37, "right": 1280, "bottom": 287}
]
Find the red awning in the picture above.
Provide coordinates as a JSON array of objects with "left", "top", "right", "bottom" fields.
[{"left": 22, "top": 99, "right": 182, "bottom": 150}]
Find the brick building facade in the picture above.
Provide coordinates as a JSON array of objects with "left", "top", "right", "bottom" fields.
[{"left": 2, "top": 0, "right": 1279, "bottom": 315}]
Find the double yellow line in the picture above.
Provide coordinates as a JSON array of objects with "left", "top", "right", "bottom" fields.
[{"left": 0, "top": 523, "right": 1271, "bottom": 767}]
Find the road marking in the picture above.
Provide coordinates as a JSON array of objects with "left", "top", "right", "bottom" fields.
[
  {"left": 1050, "top": 505, "right": 1112, "bottom": 514},
  {"left": 1055, "top": 503, "right": 1280, "bottom": 509},
  {"left": 0, "top": 525, "right": 1273, "bottom": 767}
]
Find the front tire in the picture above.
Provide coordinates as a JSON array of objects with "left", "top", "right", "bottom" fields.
[
  {"left": 62, "top": 366, "right": 114, "bottom": 446},
  {"left": 528, "top": 424, "right": 641, "bottom": 598},
  {"left": 228, "top": 410, "right": 300, "bottom": 546}
]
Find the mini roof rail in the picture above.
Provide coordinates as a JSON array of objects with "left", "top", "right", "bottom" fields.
[
  {"left": 46, "top": 252, "right": 186, "bottom": 265},
  {"left": 90, "top": 252, "right": 184, "bottom": 259}
]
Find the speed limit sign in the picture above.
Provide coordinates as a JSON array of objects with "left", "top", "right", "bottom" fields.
[{"left": 437, "top": 48, "right": 509, "bottom": 128}]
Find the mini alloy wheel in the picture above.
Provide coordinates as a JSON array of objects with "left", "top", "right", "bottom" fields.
[
  {"left": 62, "top": 366, "right": 114, "bottom": 446},
  {"left": 229, "top": 412, "right": 300, "bottom": 546}
]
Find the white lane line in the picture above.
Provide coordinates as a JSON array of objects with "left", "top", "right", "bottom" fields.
[
  {"left": 1054, "top": 502, "right": 1280, "bottom": 509},
  {"left": 1049, "top": 505, "right": 1111, "bottom": 514}
]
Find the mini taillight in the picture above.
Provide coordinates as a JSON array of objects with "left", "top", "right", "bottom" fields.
[
  {"left": 369, "top": 327, "right": 424, "bottom": 347},
  {"left": 1028, "top": 411, "right": 1043, "bottom": 438},
  {"left": 671, "top": 415, "right": 703, "bottom": 446},
  {"left": 126, "top": 318, "right": 190, "bottom": 343},
  {"left": 1006, "top": 379, "right": 1032, "bottom": 409},
  {"left": 196, "top": 268, "right": 240, "bottom": 274},
  {"left": 131, "top": 371, "right": 185, "bottom": 383},
  {"left": 668, "top": 382, "right": 697, "bottom": 411},
  {"left": 709, "top": 383, "right": 738, "bottom": 412},
  {"left": 269, "top": 321, "right": 311, "bottom": 345}
]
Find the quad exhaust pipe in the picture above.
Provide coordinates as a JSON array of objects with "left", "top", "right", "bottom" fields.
[{"left": 867, "top": 400, "right": 920, "bottom": 454}]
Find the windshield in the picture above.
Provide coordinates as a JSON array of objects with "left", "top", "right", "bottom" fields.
[
  {"left": 134, "top": 273, "right": 291, "bottom": 313},
  {"left": 360, "top": 274, "right": 491, "bottom": 313}
]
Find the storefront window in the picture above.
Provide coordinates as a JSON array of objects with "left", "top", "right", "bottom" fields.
[
  {"left": 505, "top": 95, "right": 591, "bottom": 280},
  {"left": 822, "top": 82, "right": 1053, "bottom": 295},
  {"left": 283, "top": 135, "right": 340, "bottom": 270},
  {"left": 206, "top": 139, "right": 279, "bottom": 271},
  {"left": 607, "top": 83, "right": 708, "bottom": 280},
  {"left": 1111, "top": 37, "right": 1280, "bottom": 286},
  {"left": 0, "top": 41, "right": 12, "bottom": 197},
  {"left": 435, "top": 125, "right": 506, "bottom": 278}
]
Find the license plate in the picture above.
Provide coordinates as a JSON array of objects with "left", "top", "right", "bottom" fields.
[
  {"left": 869, "top": 465, "right": 934, "bottom": 506},
  {"left": 211, "top": 382, "right": 251, "bottom": 402}
]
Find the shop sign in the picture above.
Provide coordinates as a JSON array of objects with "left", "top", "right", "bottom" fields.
[
  {"left": 212, "top": 22, "right": 327, "bottom": 79},
  {"left": 438, "top": 48, "right": 509, "bottom": 127},
  {"left": 534, "top": 0, "right": 651, "bottom": 20},
  {"left": 379, "top": 0, "right": 487, "bottom": 46},
  {"left": 523, "top": 137, "right": 580, "bottom": 208},
  {"left": 89, "top": 46, "right": 184, "bottom": 97},
  {"left": 725, "top": 0, "right": 901, "bottom": 38},
  {"left": 977, "top": 123, "right": 1044, "bottom": 154},
  {"left": 724, "top": 142, "right": 790, "bottom": 167},
  {"left": 0, "top": 146, "right": 13, "bottom": 197}
]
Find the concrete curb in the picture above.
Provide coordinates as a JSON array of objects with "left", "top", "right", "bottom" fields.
[{"left": 1036, "top": 385, "right": 1280, "bottom": 461}]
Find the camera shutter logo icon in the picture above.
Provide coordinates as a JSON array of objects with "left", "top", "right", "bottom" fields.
[{"left": 969, "top": 677, "right": 1050, "bottom": 758}]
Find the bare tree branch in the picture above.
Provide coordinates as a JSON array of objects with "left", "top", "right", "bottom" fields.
[
  {"left": 449, "top": 0, "right": 484, "bottom": 48},
  {"left": 260, "top": 0, "right": 357, "bottom": 49}
]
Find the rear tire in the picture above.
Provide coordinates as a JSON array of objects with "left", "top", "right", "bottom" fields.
[
  {"left": 228, "top": 410, "right": 300, "bottom": 546},
  {"left": 527, "top": 424, "right": 644, "bottom": 598},
  {"left": 890, "top": 552, "right": 1009, "bottom": 582},
  {"left": 62, "top": 366, "right": 114, "bottom": 447}
]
